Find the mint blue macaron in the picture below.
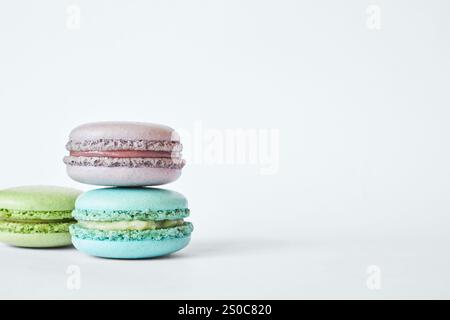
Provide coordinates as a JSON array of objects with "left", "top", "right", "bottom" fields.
[{"left": 69, "top": 188, "right": 193, "bottom": 259}]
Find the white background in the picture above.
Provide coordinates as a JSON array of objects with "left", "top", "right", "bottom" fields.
[{"left": 1, "top": 0, "right": 450, "bottom": 299}]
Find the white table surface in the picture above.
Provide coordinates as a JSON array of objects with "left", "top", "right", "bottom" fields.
[{"left": 2, "top": 229, "right": 449, "bottom": 299}]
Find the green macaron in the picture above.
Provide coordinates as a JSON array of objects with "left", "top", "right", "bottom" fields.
[{"left": 0, "top": 186, "right": 82, "bottom": 248}]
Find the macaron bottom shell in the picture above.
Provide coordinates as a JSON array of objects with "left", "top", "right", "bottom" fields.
[
  {"left": 67, "top": 166, "right": 182, "bottom": 187},
  {"left": 0, "top": 231, "right": 72, "bottom": 248},
  {"left": 72, "top": 236, "right": 191, "bottom": 259}
]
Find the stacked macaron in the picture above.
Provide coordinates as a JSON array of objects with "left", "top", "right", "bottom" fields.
[
  {"left": 64, "top": 122, "right": 185, "bottom": 187},
  {"left": 64, "top": 122, "right": 193, "bottom": 259}
]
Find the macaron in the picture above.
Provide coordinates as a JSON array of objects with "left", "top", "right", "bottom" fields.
[
  {"left": 70, "top": 187, "right": 193, "bottom": 259},
  {"left": 63, "top": 122, "right": 186, "bottom": 187},
  {"left": 0, "top": 186, "right": 81, "bottom": 248}
]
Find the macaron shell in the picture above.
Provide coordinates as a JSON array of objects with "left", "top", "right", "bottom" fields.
[
  {"left": 67, "top": 166, "right": 181, "bottom": 187},
  {"left": 69, "top": 122, "right": 180, "bottom": 142},
  {"left": 0, "top": 186, "right": 81, "bottom": 212},
  {"left": 75, "top": 187, "right": 188, "bottom": 212},
  {"left": 0, "top": 232, "right": 72, "bottom": 248},
  {"left": 72, "top": 237, "right": 191, "bottom": 259}
]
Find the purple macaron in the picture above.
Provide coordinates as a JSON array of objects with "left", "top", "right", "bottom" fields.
[{"left": 64, "top": 122, "right": 186, "bottom": 187}]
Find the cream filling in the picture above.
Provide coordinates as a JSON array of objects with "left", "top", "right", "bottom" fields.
[{"left": 79, "top": 219, "right": 184, "bottom": 231}]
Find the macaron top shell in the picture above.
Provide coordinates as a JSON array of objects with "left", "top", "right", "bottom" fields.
[
  {"left": 0, "top": 186, "right": 81, "bottom": 212},
  {"left": 68, "top": 122, "right": 180, "bottom": 143},
  {"left": 75, "top": 187, "right": 188, "bottom": 213}
]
